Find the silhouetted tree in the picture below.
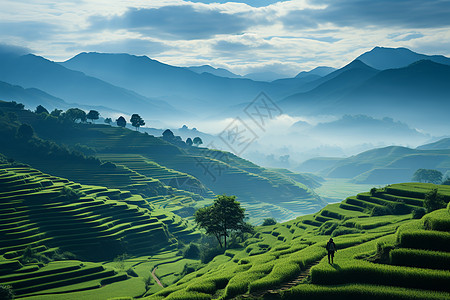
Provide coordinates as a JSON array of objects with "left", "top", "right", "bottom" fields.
[
  {"left": 162, "top": 129, "right": 174, "bottom": 140},
  {"left": 35, "top": 105, "right": 49, "bottom": 114},
  {"left": 116, "top": 116, "right": 126, "bottom": 127},
  {"left": 186, "top": 137, "right": 193, "bottom": 146},
  {"left": 193, "top": 137, "right": 203, "bottom": 146},
  {"left": 16, "top": 124, "right": 34, "bottom": 140},
  {"left": 262, "top": 218, "right": 277, "bottom": 226},
  {"left": 412, "top": 169, "right": 443, "bottom": 184},
  {"left": 195, "top": 195, "right": 247, "bottom": 248},
  {"left": 130, "top": 114, "right": 145, "bottom": 131},
  {"left": 104, "top": 117, "right": 112, "bottom": 125},
  {"left": 86, "top": 110, "right": 100, "bottom": 123},
  {"left": 64, "top": 108, "right": 86, "bottom": 123},
  {"left": 50, "top": 109, "right": 63, "bottom": 117}
]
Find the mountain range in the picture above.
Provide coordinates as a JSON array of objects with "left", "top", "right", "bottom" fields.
[{"left": 0, "top": 46, "right": 449, "bottom": 132}]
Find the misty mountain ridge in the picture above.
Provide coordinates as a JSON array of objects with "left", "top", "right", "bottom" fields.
[
  {"left": 295, "top": 66, "right": 336, "bottom": 78},
  {"left": 0, "top": 53, "right": 181, "bottom": 119},
  {"left": 187, "top": 65, "right": 243, "bottom": 79},
  {"left": 357, "top": 46, "right": 450, "bottom": 70}
]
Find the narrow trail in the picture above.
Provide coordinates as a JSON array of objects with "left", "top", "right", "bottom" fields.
[
  {"left": 151, "top": 267, "right": 164, "bottom": 287},
  {"left": 237, "top": 260, "right": 321, "bottom": 299}
]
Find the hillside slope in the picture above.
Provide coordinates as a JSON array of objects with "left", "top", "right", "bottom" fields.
[
  {"left": 0, "top": 100, "right": 325, "bottom": 224},
  {"left": 144, "top": 182, "right": 450, "bottom": 299}
]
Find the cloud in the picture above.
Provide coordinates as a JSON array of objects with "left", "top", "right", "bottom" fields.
[
  {"left": 0, "top": 21, "right": 57, "bottom": 41},
  {"left": 283, "top": 0, "right": 450, "bottom": 30},
  {"left": 89, "top": 5, "right": 266, "bottom": 40},
  {"left": 66, "top": 38, "right": 171, "bottom": 56},
  {"left": 189, "top": 0, "right": 287, "bottom": 8}
]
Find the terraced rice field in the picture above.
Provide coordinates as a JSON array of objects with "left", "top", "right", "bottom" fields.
[
  {"left": 0, "top": 164, "right": 202, "bottom": 298},
  {"left": 142, "top": 183, "right": 450, "bottom": 300}
]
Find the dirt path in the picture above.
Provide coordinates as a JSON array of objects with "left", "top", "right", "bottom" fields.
[
  {"left": 151, "top": 267, "right": 164, "bottom": 288},
  {"left": 236, "top": 260, "right": 321, "bottom": 299}
]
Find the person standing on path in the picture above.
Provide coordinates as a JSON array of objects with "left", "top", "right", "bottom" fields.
[{"left": 326, "top": 238, "right": 337, "bottom": 264}]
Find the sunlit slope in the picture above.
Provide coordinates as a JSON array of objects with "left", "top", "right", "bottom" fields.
[{"left": 144, "top": 183, "right": 450, "bottom": 300}]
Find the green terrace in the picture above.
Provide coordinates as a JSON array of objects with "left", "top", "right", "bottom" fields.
[
  {"left": 0, "top": 164, "right": 204, "bottom": 298},
  {"left": 140, "top": 182, "right": 450, "bottom": 300}
]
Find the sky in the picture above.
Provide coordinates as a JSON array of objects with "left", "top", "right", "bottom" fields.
[{"left": 1, "top": 0, "right": 450, "bottom": 76}]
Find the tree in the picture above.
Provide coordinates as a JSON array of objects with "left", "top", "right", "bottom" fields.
[
  {"left": 195, "top": 195, "right": 247, "bottom": 248},
  {"left": 193, "top": 137, "right": 203, "bottom": 146},
  {"left": 86, "top": 110, "right": 100, "bottom": 123},
  {"left": 262, "top": 218, "right": 277, "bottom": 226},
  {"left": 186, "top": 137, "right": 193, "bottom": 146},
  {"left": 424, "top": 188, "right": 445, "bottom": 213},
  {"left": 116, "top": 116, "right": 126, "bottom": 127},
  {"left": 104, "top": 117, "right": 112, "bottom": 125},
  {"left": 412, "top": 169, "right": 443, "bottom": 184},
  {"left": 130, "top": 114, "right": 145, "bottom": 131},
  {"left": 64, "top": 108, "right": 87, "bottom": 123},
  {"left": 35, "top": 105, "right": 49, "bottom": 114},
  {"left": 16, "top": 124, "right": 34, "bottom": 140},
  {"left": 50, "top": 109, "right": 63, "bottom": 117},
  {"left": 162, "top": 129, "right": 174, "bottom": 140}
]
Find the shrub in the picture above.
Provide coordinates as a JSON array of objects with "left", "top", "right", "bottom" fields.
[
  {"left": 387, "top": 202, "right": 411, "bottom": 215},
  {"left": 19, "top": 246, "right": 50, "bottom": 265},
  {"left": 411, "top": 207, "right": 426, "bottom": 219},
  {"left": 57, "top": 186, "right": 86, "bottom": 201},
  {"left": 0, "top": 285, "right": 14, "bottom": 300},
  {"left": 424, "top": 189, "right": 445, "bottom": 213},
  {"left": 200, "top": 247, "right": 224, "bottom": 264},
  {"left": 184, "top": 243, "right": 200, "bottom": 259},
  {"left": 262, "top": 218, "right": 277, "bottom": 226},
  {"left": 371, "top": 206, "right": 392, "bottom": 216}
]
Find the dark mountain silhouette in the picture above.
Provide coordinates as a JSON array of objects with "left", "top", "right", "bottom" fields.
[
  {"left": 187, "top": 65, "right": 242, "bottom": 79},
  {"left": 279, "top": 59, "right": 450, "bottom": 129},
  {"left": 0, "top": 80, "right": 68, "bottom": 110},
  {"left": 0, "top": 53, "right": 179, "bottom": 118},
  {"left": 338, "top": 60, "right": 450, "bottom": 121},
  {"left": 61, "top": 52, "right": 280, "bottom": 112},
  {"left": 279, "top": 60, "right": 379, "bottom": 113},
  {"left": 357, "top": 46, "right": 450, "bottom": 70}
]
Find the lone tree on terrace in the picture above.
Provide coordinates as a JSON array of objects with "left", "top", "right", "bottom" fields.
[
  {"left": 195, "top": 195, "right": 249, "bottom": 248},
  {"left": 193, "top": 136, "right": 203, "bottom": 146},
  {"left": 116, "top": 116, "right": 126, "bottom": 128},
  {"left": 86, "top": 110, "right": 100, "bottom": 123},
  {"left": 130, "top": 114, "right": 145, "bottom": 131}
]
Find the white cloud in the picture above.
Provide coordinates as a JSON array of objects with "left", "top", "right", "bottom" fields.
[{"left": 0, "top": 0, "right": 449, "bottom": 72}]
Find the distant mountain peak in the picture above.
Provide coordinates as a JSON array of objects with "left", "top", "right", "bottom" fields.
[
  {"left": 295, "top": 66, "right": 336, "bottom": 79},
  {"left": 357, "top": 46, "right": 450, "bottom": 70}
]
